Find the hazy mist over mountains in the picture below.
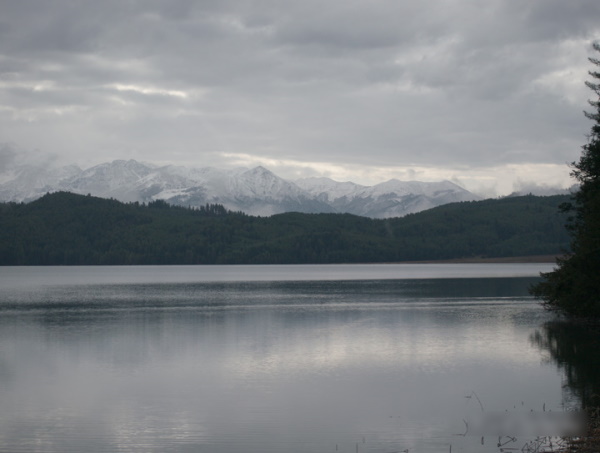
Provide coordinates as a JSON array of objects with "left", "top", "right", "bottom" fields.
[{"left": 0, "top": 158, "right": 569, "bottom": 218}]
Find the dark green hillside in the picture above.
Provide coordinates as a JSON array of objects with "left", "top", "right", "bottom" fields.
[
  {"left": 387, "top": 195, "right": 570, "bottom": 260},
  {"left": 0, "top": 191, "right": 570, "bottom": 265}
]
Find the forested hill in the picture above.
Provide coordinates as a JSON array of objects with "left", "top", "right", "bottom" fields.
[{"left": 0, "top": 191, "right": 570, "bottom": 265}]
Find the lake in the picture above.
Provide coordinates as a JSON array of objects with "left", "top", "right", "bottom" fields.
[{"left": 0, "top": 263, "right": 581, "bottom": 452}]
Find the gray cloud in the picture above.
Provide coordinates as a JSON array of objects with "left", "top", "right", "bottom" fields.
[
  {"left": 1, "top": 0, "right": 599, "bottom": 194},
  {"left": 0, "top": 143, "right": 17, "bottom": 169}
]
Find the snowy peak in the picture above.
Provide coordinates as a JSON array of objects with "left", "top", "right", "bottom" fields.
[
  {"left": 0, "top": 158, "right": 481, "bottom": 218},
  {"left": 232, "top": 166, "right": 304, "bottom": 200}
]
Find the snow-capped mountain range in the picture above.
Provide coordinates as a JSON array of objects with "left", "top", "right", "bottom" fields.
[{"left": 0, "top": 159, "right": 481, "bottom": 218}]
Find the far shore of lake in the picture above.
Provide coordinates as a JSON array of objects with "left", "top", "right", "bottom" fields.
[{"left": 400, "top": 254, "right": 561, "bottom": 264}]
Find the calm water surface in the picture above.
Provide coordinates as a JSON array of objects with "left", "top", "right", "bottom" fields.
[{"left": 0, "top": 264, "right": 573, "bottom": 452}]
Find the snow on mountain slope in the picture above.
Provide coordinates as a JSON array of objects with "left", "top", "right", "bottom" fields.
[
  {"left": 296, "top": 177, "right": 480, "bottom": 218},
  {"left": 0, "top": 159, "right": 480, "bottom": 218},
  {"left": 230, "top": 167, "right": 304, "bottom": 200},
  {"left": 295, "top": 177, "right": 366, "bottom": 201},
  {"left": 160, "top": 166, "right": 334, "bottom": 216},
  {"left": 62, "top": 160, "right": 155, "bottom": 201},
  {"left": 138, "top": 165, "right": 233, "bottom": 202}
]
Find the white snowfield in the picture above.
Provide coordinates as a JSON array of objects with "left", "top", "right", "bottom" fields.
[{"left": 0, "top": 159, "right": 481, "bottom": 218}]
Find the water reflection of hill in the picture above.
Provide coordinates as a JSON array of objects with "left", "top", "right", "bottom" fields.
[{"left": 531, "top": 321, "right": 600, "bottom": 409}]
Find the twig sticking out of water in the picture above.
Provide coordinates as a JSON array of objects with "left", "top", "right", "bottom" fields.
[{"left": 464, "top": 391, "right": 485, "bottom": 412}]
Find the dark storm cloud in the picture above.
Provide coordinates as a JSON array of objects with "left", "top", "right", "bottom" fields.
[{"left": 1, "top": 0, "right": 599, "bottom": 193}]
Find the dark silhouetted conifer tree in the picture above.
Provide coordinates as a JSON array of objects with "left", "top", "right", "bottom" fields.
[{"left": 532, "top": 43, "right": 600, "bottom": 316}]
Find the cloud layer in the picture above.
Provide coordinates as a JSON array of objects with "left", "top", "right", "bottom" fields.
[{"left": 1, "top": 1, "right": 599, "bottom": 195}]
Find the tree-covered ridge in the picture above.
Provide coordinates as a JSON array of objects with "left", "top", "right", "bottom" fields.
[{"left": 0, "top": 191, "right": 570, "bottom": 265}]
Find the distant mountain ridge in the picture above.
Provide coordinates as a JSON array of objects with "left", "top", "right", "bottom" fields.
[{"left": 0, "top": 159, "right": 481, "bottom": 218}]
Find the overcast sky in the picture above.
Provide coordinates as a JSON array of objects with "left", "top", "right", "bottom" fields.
[{"left": 1, "top": 1, "right": 600, "bottom": 196}]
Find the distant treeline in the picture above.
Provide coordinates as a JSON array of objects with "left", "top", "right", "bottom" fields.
[{"left": 0, "top": 191, "right": 570, "bottom": 265}]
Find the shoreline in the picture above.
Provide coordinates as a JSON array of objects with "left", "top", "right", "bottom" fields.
[{"left": 399, "top": 254, "right": 561, "bottom": 264}]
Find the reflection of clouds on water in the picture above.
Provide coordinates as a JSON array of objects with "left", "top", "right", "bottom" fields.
[
  {"left": 221, "top": 307, "right": 548, "bottom": 381},
  {"left": 0, "top": 270, "right": 566, "bottom": 452}
]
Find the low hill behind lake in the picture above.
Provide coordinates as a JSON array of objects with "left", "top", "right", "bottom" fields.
[{"left": 0, "top": 192, "right": 570, "bottom": 265}]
